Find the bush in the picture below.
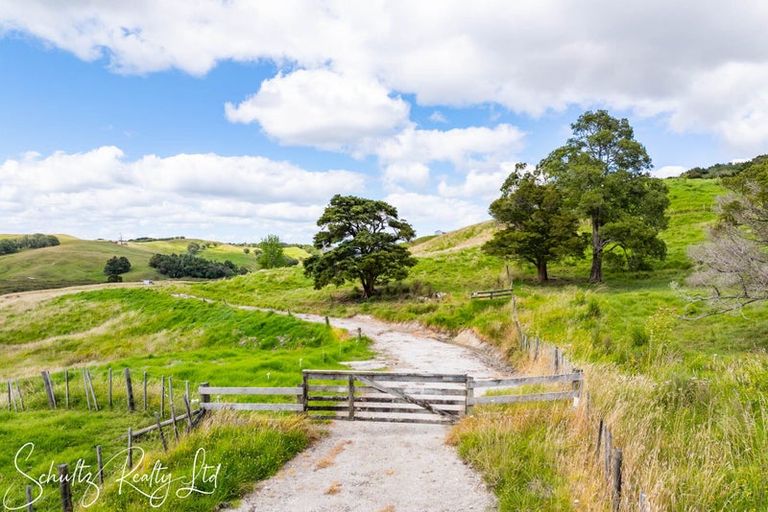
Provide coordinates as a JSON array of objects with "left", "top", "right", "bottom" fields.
[{"left": 149, "top": 253, "right": 247, "bottom": 279}]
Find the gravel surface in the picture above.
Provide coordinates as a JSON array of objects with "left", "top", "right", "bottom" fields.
[{"left": 230, "top": 313, "right": 509, "bottom": 512}]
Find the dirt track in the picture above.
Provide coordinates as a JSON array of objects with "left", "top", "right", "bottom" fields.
[{"left": 230, "top": 313, "right": 509, "bottom": 512}]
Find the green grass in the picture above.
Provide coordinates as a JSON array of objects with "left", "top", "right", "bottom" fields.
[{"left": 0, "top": 287, "right": 370, "bottom": 510}]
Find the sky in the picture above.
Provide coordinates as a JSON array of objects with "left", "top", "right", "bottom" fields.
[{"left": 1, "top": 1, "right": 767, "bottom": 243}]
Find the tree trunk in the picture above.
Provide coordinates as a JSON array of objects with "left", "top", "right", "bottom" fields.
[
  {"left": 536, "top": 260, "right": 549, "bottom": 282},
  {"left": 361, "top": 277, "right": 375, "bottom": 298},
  {"left": 590, "top": 215, "right": 603, "bottom": 283}
]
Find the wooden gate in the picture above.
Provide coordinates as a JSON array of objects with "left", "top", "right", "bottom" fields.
[
  {"left": 303, "top": 370, "right": 469, "bottom": 425},
  {"left": 198, "top": 370, "right": 583, "bottom": 425}
]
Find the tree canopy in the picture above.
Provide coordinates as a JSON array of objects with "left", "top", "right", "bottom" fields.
[
  {"left": 540, "top": 110, "right": 669, "bottom": 282},
  {"left": 483, "top": 164, "right": 584, "bottom": 282},
  {"left": 258, "top": 234, "right": 287, "bottom": 269},
  {"left": 304, "top": 195, "right": 416, "bottom": 297},
  {"left": 104, "top": 256, "right": 131, "bottom": 282}
]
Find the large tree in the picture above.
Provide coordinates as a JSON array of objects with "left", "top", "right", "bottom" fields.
[
  {"left": 104, "top": 256, "right": 131, "bottom": 282},
  {"left": 483, "top": 164, "right": 585, "bottom": 282},
  {"left": 258, "top": 234, "right": 286, "bottom": 269},
  {"left": 304, "top": 195, "right": 416, "bottom": 298},
  {"left": 540, "top": 110, "right": 670, "bottom": 282}
]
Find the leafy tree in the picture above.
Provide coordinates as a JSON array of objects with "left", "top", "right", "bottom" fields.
[
  {"left": 304, "top": 195, "right": 416, "bottom": 298},
  {"left": 187, "top": 241, "right": 201, "bottom": 255},
  {"left": 686, "top": 160, "right": 768, "bottom": 314},
  {"left": 243, "top": 247, "right": 250, "bottom": 254},
  {"left": 0, "top": 239, "right": 19, "bottom": 255},
  {"left": 483, "top": 164, "right": 585, "bottom": 282},
  {"left": 104, "top": 256, "right": 131, "bottom": 281},
  {"left": 258, "top": 234, "right": 287, "bottom": 269},
  {"left": 540, "top": 110, "right": 670, "bottom": 282}
]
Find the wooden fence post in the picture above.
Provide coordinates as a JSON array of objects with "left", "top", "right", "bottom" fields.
[
  {"left": 160, "top": 376, "right": 165, "bottom": 418},
  {"left": 64, "top": 370, "right": 69, "bottom": 409},
  {"left": 83, "top": 370, "right": 91, "bottom": 411},
  {"left": 185, "top": 380, "right": 190, "bottom": 403},
  {"left": 155, "top": 414, "right": 168, "bottom": 452},
  {"left": 127, "top": 428, "right": 133, "bottom": 468},
  {"left": 325, "top": 316, "right": 330, "bottom": 327},
  {"left": 553, "top": 348, "right": 560, "bottom": 374},
  {"left": 124, "top": 368, "right": 135, "bottom": 412},
  {"left": 347, "top": 375, "right": 355, "bottom": 420},
  {"left": 58, "top": 464, "right": 73, "bottom": 512},
  {"left": 357, "top": 327, "right": 362, "bottom": 343},
  {"left": 596, "top": 418, "right": 604, "bottom": 458},
  {"left": 170, "top": 404, "right": 179, "bottom": 441},
  {"left": 96, "top": 445, "right": 104, "bottom": 486},
  {"left": 183, "top": 395, "right": 194, "bottom": 432},
  {"left": 15, "top": 380, "right": 24, "bottom": 411},
  {"left": 7, "top": 381, "right": 11, "bottom": 411},
  {"left": 572, "top": 369, "right": 583, "bottom": 407},
  {"left": 86, "top": 370, "right": 98, "bottom": 410},
  {"left": 465, "top": 376, "right": 475, "bottom": 415},
  {"left": 25, "top": 484, "right": 33, "bottom": 512},
  {"left": 199, "top": 382, "right": 210, "bottom": 405},
  {"left": 301, "top": 373, "right": 308, "bottom": 412},
  {"left": 143, "top": 371, "right": 147, "bottom": 411},
  {"left": 108, "top": 368, "right": 113, "bottom": 408},
  {"left": 41, "top": 371, "right": 56, "bottom": 409},
  {"left": 611, "top": 448, "right": 623, "bottom": 512}
]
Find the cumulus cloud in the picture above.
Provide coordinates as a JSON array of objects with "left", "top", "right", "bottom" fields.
[
  {"left": 437, "top": 169, "right": 509, "bottom": 200},
  {"left": 4, "top": 1, "right": 768, "bottom": 148},
  {"left": 385, "top": 192, "right": 490, "bottom": 235},
  {"left": 382, "top": 162, "right": 431, "bottom": 192},
  {"left": 0, "top": 147, "right": 365, "bottom": 241},
  {"left": 225, "top": 69, "right": 410, "bottom": 150}
]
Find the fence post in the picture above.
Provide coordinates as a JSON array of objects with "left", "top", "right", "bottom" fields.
[
  {"left": 325, "top": 316, "right": 330, "bottom": 327},
  {"left": 143, "top": 371, "right": 147, "bottom": 411},
  {"left": 183, "top": 395, "right": 194, "bottom": 432},
  {"left": 64, "top": 370, "right": 69, "bottom": 409},
  {"left": 357, "top": 327, "right": 362, "bottom": 343},
  {"left": 596, "top": 418, "right": 604, "bottom": 458},
  {"left": 7, "top": 380, "right": 11, "bottom": 411},
  {"left": 199, "top": 382, "right": 210, "bottom": 405},
  {"left": 83, "top": 370, "right": 91, "bottom": 411},
  {"left": 15, "top": 380, "right": 24, "bottom": 411},
  {"left": 41, "top": 371, "right": 56, "bottom": 409},
  {"left": 572, "top": 369, "right": 583, "bottom": 407},
  {"left": 25, "top": 484, "right": 33, "bottom": 512},
  {"left": 160, "top": 376, "right": 165, "bottom": 418},
  {"left": 534, "top": 337, "right": 540, "bottom": 361},
  {"left": 553, "top": 348, "right": 560, "bottom": 374},
  {"left": 347, "top": 375, "right": 355, "bottom": 420},
  {"left": 58, "top": 464, "right": 73, "bottom": 512},
  {"left": 155, "top": 414, "right": 168, "bottom": 452},
  {"left": 301, "top": 373, "right": 308, "bottom": 412},
  {"left": 124, "top": 368, "right": 135, "bottom": 412},
  {"left": 96, "top": 445, "right": 104, "bottom": 486},
  {"left": 126, "top": 428, "right": 133, "bottom": 468},
  {"left": 465, "top": 376, "right": 475, "bottom": 415},
  {"left": 611, "top": 448, "right": 623, "bottom": 512},
  {"left": 108, "top": 368, "right": 113, "bottom": 408}
]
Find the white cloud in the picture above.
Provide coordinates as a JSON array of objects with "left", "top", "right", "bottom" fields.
[
  {"left": 0, "top": 147, "right": 365, "bottom": 241},
  {"left": 225, "top": 69, "right": 410, "bottom": 150},
  {"left": 652, "top": 165, "right": 686, "bottom": 178},
  {"left": 437, "top": 168, "right": 509, "bottom": 199},
  {"left": 385, "top": 192, "right": 489, "bottom": 236},
  {"left": 382, "top": 162, "right": 431, "bottom": 192},
  {"left": 374, "top": 124, "right": 525, "bottom": 170},
  {"left": 429, "top": 111, "right": 448, "bottom": 123},
  {"left": 5, "top": 1, "right": 768, "bottom": 148}
]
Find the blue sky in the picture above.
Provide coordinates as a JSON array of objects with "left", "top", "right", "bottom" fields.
[{"left": 1, "top": 2, "right": 764, "bottom": 242}]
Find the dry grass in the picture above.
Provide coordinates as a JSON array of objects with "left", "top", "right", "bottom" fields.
[
  {"left": 314, "top": 440, "right": 352, "bottom": 470},
  {"left": 324, "top": 481, "right": 342, "bottom": 495}
]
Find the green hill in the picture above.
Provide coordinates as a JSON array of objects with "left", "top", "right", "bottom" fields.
[{"left": 0, "top": 235, "right": 311, "bottom": 294}]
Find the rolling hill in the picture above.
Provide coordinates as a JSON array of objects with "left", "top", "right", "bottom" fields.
[{"left": 0, "top": 235, "right": 310, "bottom": 294}]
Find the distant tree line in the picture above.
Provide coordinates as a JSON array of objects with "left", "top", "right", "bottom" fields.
[
  {"left": 682, "top": 154, "right": 768, "bottom": 179},
  {"left": 149, "top": 253, "right": 248, "bottom": 279},
  {"left": 0, "top": 234, "right": 60, "bottom": 255},
  {"left": 129, "top": 236, "right": 187, "bottom": 242}
]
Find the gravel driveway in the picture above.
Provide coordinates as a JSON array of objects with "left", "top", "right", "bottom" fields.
[{"left": 230, "top": 313, "right": 509, "bottom": 512}]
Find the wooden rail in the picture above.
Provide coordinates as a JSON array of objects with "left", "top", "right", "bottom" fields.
[
  {"left": 198, "top": 385, "right": 304, "bottom": 413},
  {"left": 468, "top": 371, "right": 583, "bottom": 409},
  {"left": 470, "top": 288, "right": 514, "bottom": 299}
]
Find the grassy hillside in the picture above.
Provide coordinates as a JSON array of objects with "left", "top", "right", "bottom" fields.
[
  {"left": 0, "top": 286, "right": 370, "bottom": 510},
  {"left": 0, "top": 235, "right": 311, "bottom": 294},
  {"left": 180, "top": 178, "right": 768, "bottom": 510}
]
